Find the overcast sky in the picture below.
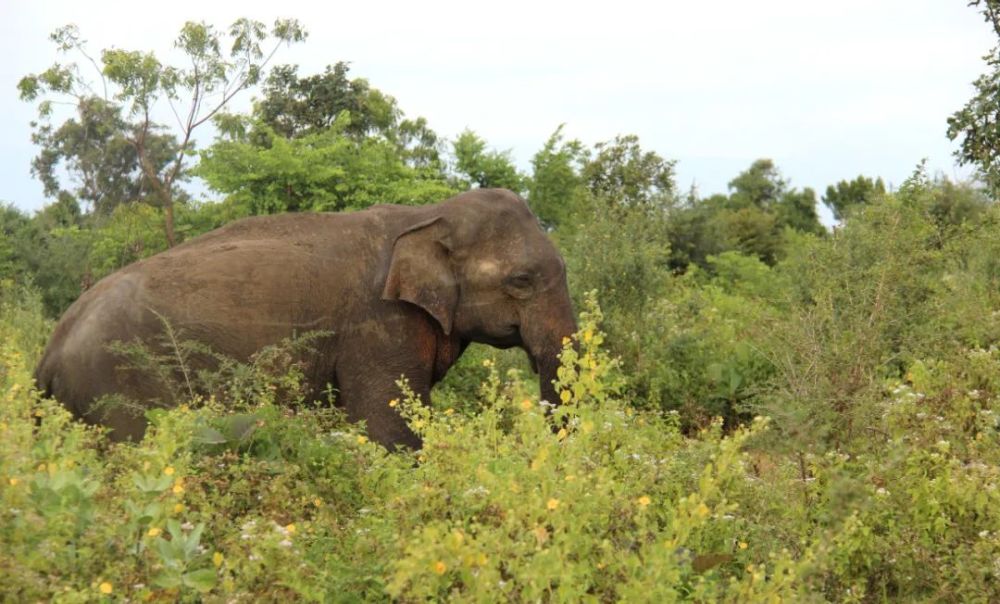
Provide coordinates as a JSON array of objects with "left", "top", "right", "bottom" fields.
[{"left": 0, "top": 1, "right": 995, "bottom": 220}]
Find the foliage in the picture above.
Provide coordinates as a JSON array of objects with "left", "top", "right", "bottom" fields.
[
  {"left": 6, "top": 16, "right": 1000, "bottom": 600},
  {"left": 947, "top": 0, "right": 1000, "bottom": 193},
  {"left": 256, "top": 62, "right": 400, "bottom": 140},
  {"left": 5, "top": 287, "right": 1000, "bottom": 601},
  {"left": 24, "top": 96, "right": 179, "bottom": 215},
  {"left": 452, "top": 130, "right": 526, "bottom": 192},
  {"left": 222, "top": 61, "right": 445, "bottom": 173},
  {"left": 196, "top": 119, "right": 457, "bottom": 214},
  {"left": 726, "top": 159, "right": 825, "bottom": 236},
  {"left": 823, "top": 175, "right": 887, "bottom": 221},
  {"left": 527, "top": 125, "right": 590, "bottom": 229},
  {"left": 20, "top": 19, "right": 307, "bottom": 245},
  {"left": 582, "top": 134, "right": 675, "bottom": 208}
]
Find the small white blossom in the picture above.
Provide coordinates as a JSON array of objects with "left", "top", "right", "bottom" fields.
[{"left": 463, "top": 486, "right": 489, "bottom": 497}]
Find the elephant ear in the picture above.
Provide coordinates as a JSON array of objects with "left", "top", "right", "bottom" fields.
[{"left": 381, "top": 216, "right": 458, "bottom": 335}]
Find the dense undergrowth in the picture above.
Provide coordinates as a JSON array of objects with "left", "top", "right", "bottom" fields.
[{"left": 4, "top": 178, "right": 1000, "bottom": 601}]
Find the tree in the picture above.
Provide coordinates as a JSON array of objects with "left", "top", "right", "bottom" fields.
[
  {"left": 527, "top": 125, "right": 589, "bottom": 229},
  {"left": 947, "top": 1, "right": 1000, "bottom": 192},
  {"left": 20, "top": 20, "right": 307, "bottom": 247},
  {"left": 582, "top": 134, "right": 675, "bottom": 208},
  {"left": 452, "top": 130, "right": 525, "bottom": 192},
  {"left": 196, "top": 119, "right": 456, "bottom": 215},
  {"left": 727, "top": 159, "right": 785, "bottom": 210},
  {"left": 26, "top": 96, "right": 179, "bottom": 215},
  {"left": 822, "top": 175, "right": 886, "bottom": 221},
  {"left": 776, "top": 188, "right": 825, "bottom": 235},
  {"left": 255, "top": 62, "right": 398, "bottom": 140},
  {"left": 231, "top": 62, "right": 445, "bottom": 172},
  {"left": 727, "top": 159, "right": 824, "bottom": 235}
]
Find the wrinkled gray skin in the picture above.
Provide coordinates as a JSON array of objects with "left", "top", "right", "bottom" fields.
[{"left": 34, "top": 189, "right": 576, "bottom": 449}]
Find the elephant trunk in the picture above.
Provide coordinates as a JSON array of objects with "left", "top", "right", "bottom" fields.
[{"left": 522, "top": 294, "right": 577, "bottom": 406}]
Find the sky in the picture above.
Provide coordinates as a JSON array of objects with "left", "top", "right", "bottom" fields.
[{"left": 0, "top": 1, "right": 995, "bottom": 222}]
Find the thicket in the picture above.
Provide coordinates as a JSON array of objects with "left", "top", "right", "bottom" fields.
[{"left": 5, "top": 10, "right": 1000, "bottom": 601}]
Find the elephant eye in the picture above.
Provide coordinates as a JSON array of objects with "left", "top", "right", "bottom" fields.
[{"left": 503, "top": 272, "right": 535, "bottom": 298}]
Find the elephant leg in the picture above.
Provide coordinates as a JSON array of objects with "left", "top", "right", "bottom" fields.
[{"left": 335, "top": 357, "right": 430, "bottom": 451}]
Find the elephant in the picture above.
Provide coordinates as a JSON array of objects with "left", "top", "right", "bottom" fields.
[{"left": 33, "top": 188, "right": 577, "bottom": 449}]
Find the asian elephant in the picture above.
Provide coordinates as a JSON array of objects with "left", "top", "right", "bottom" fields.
[{"left": 33, "top": 189, "right": 577, "bottom": 449}]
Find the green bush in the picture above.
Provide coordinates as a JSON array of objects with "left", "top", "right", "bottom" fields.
[{"left": 5, "top": 175, "right": 1000, "bottom": 601}]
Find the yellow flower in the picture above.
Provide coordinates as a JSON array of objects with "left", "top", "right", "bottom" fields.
[
  {"left": 313, "top": 498, "right": 323, "bottom": 507},
  {"left": 213, "top": 552, "right": 225, "bottom": 567},
  {"left": 147, "top": 527, "right": 162, "bottom": 538},
  {"left": 8, "top": 477, "right": 19, "bottom": 486},
  {"left": 559, "top": 390, "right": 571, "bottom": 403},
  {"left": 547, "top": 498, "right": 560, "bottom": 511},
  {"left": 564, "top": 474, "right": 575, "bottom": 482},
  {"left": 444, "top": 408, "right": 454, "bottom": 416},
  {"left": 520, "top": 399, "right": 533, "bottom": 411},
  {"left": 695, "top": 502, "right": 710, "bottom": 518},
  {"left": 433, "top": 560, "right": 447, "bottom": 575},
  {"left": 285, "top": 523, "right": 296, "bottom": 534},
  {"left": 739, "top": 541, "right": 749, "bottom": 550},
  {"left": 556, "top": 428, "right": 568, "bottom": 440},
  {"left": 636, "top": 495, "right": 652, "bottom": 508},
  {"left": 388, "top": 399, "right": 399, "bottom": 408},
  {"left": 99, "top": 582, "right": 113, "bottom": 594},
  {"left": 583, "top": 329, "right": 593, "bottom": 343},
  {"left": 173, "top": 503, "right": 185, "bottom": 513},
  {"left": 163, "top": 466, "right": 175, "bottom": 476},
  {"left": 356, "top": 435, "right": 368, "bottom": 445},
  {"left": 172, "top": 482, "right": 185, "bottom": 495},
  {"left": 37, "top": 463, "right": 46, "bottom": 472},
  {"left": 561, "top": 336, "right": 571, "bottom": 346}
]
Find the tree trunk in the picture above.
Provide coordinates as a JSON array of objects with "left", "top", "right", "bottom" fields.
[{"left": 163, "top": 199, "right": 176, "bottom": 247}]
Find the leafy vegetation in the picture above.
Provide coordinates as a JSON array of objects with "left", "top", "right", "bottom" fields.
[{"left": 4, "top": 7, "right": 1000, "bottom": 601}]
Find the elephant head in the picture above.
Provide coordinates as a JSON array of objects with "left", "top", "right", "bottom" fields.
[{"left": 382, "top": 188, "right": 576, "bottom": 405}]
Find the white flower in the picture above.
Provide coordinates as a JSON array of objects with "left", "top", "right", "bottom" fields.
[
  {"left": 463, "top": 486, "right": 489, "bottom": 497},
  {"left": 279, "top": 539, "right": 293, "bottom": 548}
]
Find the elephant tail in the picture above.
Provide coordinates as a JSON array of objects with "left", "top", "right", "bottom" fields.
[{"left": 33, "top": 346, "right": 59, "bottom": 405}]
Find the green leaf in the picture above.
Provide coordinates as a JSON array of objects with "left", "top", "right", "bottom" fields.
[
  {"left": 182, "top": 568, "right": 218, "bottom": 593},
  {"left": 153, "top": 573, "right": 183, "bottom": 589},
  {"left": 193, "top": 425, "right": 227, "bottom": 445},
  {"left": 225, "top": 413, "right": 259, "bottom": 444}
]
